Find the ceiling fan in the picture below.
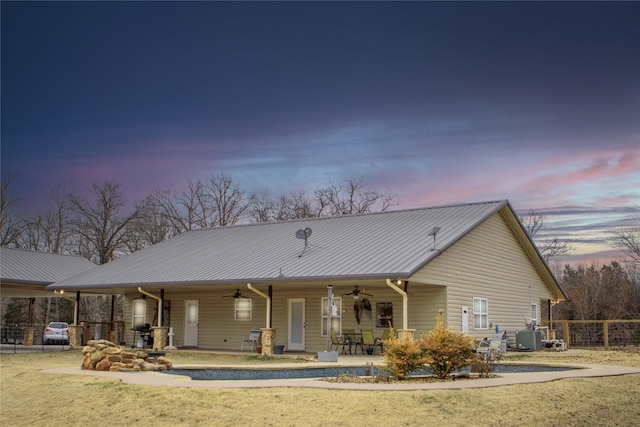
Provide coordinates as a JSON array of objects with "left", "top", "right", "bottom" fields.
[
  {"left": 343, "top": 286, "right": 373, "bottom": 299},
  {"left": 222, "top": 289, "right": 248, "bottom": 299}
]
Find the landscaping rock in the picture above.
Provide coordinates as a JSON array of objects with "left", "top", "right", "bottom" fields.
[{"left": 81, "top": 339, "right": 172, "bottom": 372}]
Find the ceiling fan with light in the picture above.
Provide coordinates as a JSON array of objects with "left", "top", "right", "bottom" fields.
[
  {"left": 343, "top": 286, "right": 373, "bottom": 299},
  {"left": 222, "top": 289, "right": 248, "bottom": 299}
]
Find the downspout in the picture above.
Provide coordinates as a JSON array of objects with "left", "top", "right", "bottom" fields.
[
  {"left": 54, "top": 290, "right": 78, "bottom": 325},
  {"left": 138, "top": 287, "right": 162, "bottom": 327},
  {"left": 247, "top": 283, "right": 271, "bottom": 328},
  {"left": 386, "top": 279, "right": 408, "bottom": 330}
]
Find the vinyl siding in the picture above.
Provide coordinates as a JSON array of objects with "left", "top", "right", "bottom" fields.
[
  {"left": 122, "top": 283, "right": 448, "bottom": 351},
  {"left": 411, "top": 209, "right": 554, "bottom": 339}
]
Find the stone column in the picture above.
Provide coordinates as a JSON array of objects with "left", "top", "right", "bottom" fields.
[
  {"left": 260, "top": 328, "right": 275, "bottom": 356},
  {"left": 398, "top": 329, "right": 416, "bottom": 340},
  {"left": 68, "top": 325, "right": 83, "bottom": 348},
  {"left": 23, "top": 327, "right": 35, "bottom": 346},
  {"left": 152, "top": 326, "right": 169, "bottom": 350}
]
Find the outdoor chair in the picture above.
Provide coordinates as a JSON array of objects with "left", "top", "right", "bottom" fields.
[
  {"left": 330, "top": 329, "right": 349, "bottom": 354},
  {"left": 241, "top": 328, "right": 261, "bottom": 351},
  {"left": 360, "top": 329, "right": 376, "bottom": 355},
  {"left": 476, "top": 332, "right": 505, "bottom": 360},
  {"left": 342, "top": 329, "right": 362, "bottom": 354},
  {"left": 375, "top": 328, "right": 391, "bottom": 354}
]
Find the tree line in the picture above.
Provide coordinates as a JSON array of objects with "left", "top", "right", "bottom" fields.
[{"left": 1, "top": 172, "right": 398, "bottom": 263}]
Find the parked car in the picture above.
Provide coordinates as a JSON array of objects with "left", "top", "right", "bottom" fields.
[{"left": 43, "top": 322, "right": 69, "bottom": 344}]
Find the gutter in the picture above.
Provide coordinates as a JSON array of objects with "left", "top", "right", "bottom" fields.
[
  {"left": 247, "top": 283, "right": 271, "bottom": 328},
  {"left": 138, "top": 287, "right": 162, "bottom": 327},
  {"left": 386, "top": 279, "right": 408, "bottom": 330}
]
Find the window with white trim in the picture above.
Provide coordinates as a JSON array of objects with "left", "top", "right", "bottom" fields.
[
  {"left": 321, "top": 297, "right": 342, "bottom": 337},
  {"left": 473, "top": 297, "right": 488, "bottom": 329},
  {"left": 132, "top": 299, "right": 146, "bottom": 329},
  {"left": 235, "top": 298, "right": 252, "bottom": 321},
  {"left": 530, "top": 303, "right": 538, "bottom": 323}
]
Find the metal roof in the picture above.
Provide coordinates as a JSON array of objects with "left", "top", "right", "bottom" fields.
[
  {"left": 48, "top": 200, "right": 511, "bottom": 291},
  {"left": 1, "top": 248, "right": 97, "bottom": 286}
]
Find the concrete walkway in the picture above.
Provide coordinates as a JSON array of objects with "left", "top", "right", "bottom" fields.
[{"left": 43, "top": 353, "right": 640, "bottom": 390}]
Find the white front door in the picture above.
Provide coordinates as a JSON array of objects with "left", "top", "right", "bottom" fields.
[
  {"left": 287, "top": 298, "right": 305, "bottom": 351},
  {"left": 184, "top": 300, "right": 199, "bottom": 346}
]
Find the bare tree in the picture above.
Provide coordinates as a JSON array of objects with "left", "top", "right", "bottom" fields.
[
  {"left": 248, "top": 189, "right": 278, "bottom": 223},
  {"left": 276, "top": 190, "right": 321, "bottom": 220},
  {"left": 206, "top": 173, "right": 250, "bottom": 226},
  {"left": 615, "top": 227, "right": 640, "bottom": 264},
  {"left": 18, "top": 185, "right": 73, "bottom": 253},
  {"left": 520, "top": 209, "right": 570, "bottom": 260},
  {"left": 0, "top": 172, "right": 26, "bottom": 247},
  {"left": 125, "top": 195, "right": 177, "bottom": 251},
  {"left": 69, "top": 181, "right": 143, "bottom": 264},
  {"left": 315, "top": 177, "right": 398, "bottom": 216}
]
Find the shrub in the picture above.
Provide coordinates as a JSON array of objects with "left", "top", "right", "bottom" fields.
[
  {"left": 471, "top": 352, "right": 503, "bottom": 378},
  {"left": 381, "top": 328, "right": 427, "bottom": 380},
  {"left": 418, "top": 320, "right": 477, "bottom": 379}
]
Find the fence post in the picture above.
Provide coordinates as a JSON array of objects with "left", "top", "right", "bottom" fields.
[
  {"left": 562, "top": 320, "right": 570, "bottom": 349},
  {"left": 603, "top": 320, "right": 609, "bottom": 350}
]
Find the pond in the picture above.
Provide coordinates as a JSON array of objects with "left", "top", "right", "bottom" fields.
[{"left": 163, "top": 364, "right": 581, "bottom": 381}]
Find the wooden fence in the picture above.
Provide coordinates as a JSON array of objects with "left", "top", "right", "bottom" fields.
[{"left": 541, "top": 319, "right": 640, "bottom": 350}]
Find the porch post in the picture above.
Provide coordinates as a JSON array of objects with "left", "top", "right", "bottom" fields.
[
  {"left": 152, "top": 326, "right": 169, "bottom": 350},
  {"left": 68, "top": 325, "right": 83, "bottom": 348},
  {"left": 261, "top": 328, "right": 275, "bottom": 355}
]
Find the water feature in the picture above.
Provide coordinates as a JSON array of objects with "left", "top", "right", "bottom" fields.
[{"left": 163, "top": 364, "right": 580, "bottom": 381}]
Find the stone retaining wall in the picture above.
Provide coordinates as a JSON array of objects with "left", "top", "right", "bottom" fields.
[{"left": 82, "top": 339, "right": 172, "bottom": 372}]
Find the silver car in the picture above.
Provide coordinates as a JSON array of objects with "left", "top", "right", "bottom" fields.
[{"left": 43, "top": 322, "right": 69, "bottom": 344}]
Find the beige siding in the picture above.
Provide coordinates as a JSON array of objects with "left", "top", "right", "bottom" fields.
[
  {"left": 411, "top": 210, "right": 554, "bottom": 339},
  {"left": 122, "top": 284, "right": 446, "bottom": 352}
]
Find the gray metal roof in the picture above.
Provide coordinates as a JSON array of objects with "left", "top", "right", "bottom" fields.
[
  {"left": 1, "top": 248, "right": 97, "bottom": 285},
  {"left": 48, "top": 200, "right": 511, "bottom": 291}
]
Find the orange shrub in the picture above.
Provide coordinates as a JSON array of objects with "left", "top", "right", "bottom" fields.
[
  {"left": 381, "top": 328, "right": 427, "bottom": 380},
  {"left": 418, "top": 320, "right": 476, "bottom": 379}
]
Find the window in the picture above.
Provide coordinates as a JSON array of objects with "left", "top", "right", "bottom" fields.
[
  {"left": 132, "top": 299, "right": 146, "bottom": 329},
  {"left": 321, "top": 297, "right": 342, "bottom": 336},
  {"left": 473, "top": 297, "right": 488, "bottom": 329},
  {"left": 531, "top": 303, "right": 538, "bottom": 323},
  {"left": 235, "top": 298, "right": 252, "bottom": 321},
  {"left": 376, "top": 302, "right": 393, "bottom": 327}
]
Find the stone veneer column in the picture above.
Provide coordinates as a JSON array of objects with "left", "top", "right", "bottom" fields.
[
  {"left": 23, "top": 327, "right": 35, "bottom": 346},
  {"left": 260, "top": 328, "right": 275, "bottom": 356},
  {"left": 398, "top": 329, "right": 416, "bottom": 340},
  {"left": 68, "top": 325, "right": 82, "bottom": 348},
  {"left": 152, "top": 326, "right": 169, "bottom": 350}
]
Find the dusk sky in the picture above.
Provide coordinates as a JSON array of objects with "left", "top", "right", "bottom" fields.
[{"left": 2, "top": 1, "right": 639, "bottom": 265}]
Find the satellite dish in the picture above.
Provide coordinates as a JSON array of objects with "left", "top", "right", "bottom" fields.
[
  {"left": 296, "top": 227, "right": 313, "bottom": 257},
  {"left": 296, "top": 227, "right": 312, "bottom": 239}
]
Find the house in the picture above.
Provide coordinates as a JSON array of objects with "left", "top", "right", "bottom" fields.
[{"left": 47, "top": 200, "right": 566, "bottom": 353}]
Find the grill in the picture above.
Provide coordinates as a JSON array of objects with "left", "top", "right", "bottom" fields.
[{"left": 131, "top": 323, "right": 152, "bottom": 348}]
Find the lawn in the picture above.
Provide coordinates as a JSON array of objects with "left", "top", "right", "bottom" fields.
[{"left": 1, "top": 349, "right": 639, "bottom": 426}]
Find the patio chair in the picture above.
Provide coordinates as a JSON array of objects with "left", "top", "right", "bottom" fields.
[
  {"left": 476, "top": 333, "right": 505, "bottom": 359},
  {"left": 375, "top": 328, "right": 391, "bottom": 354},
  {"left": 343, "top": 329, "right": 362, "bottom": 354},
  {"left": 241, "top": 328, "right": 261, "bottom": 351},
  {"left": 330, "top": 329, "right": 349, "bottom": 354},
  {"left": 360, "top": 329, "right": 376, "bottom": 355}
]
